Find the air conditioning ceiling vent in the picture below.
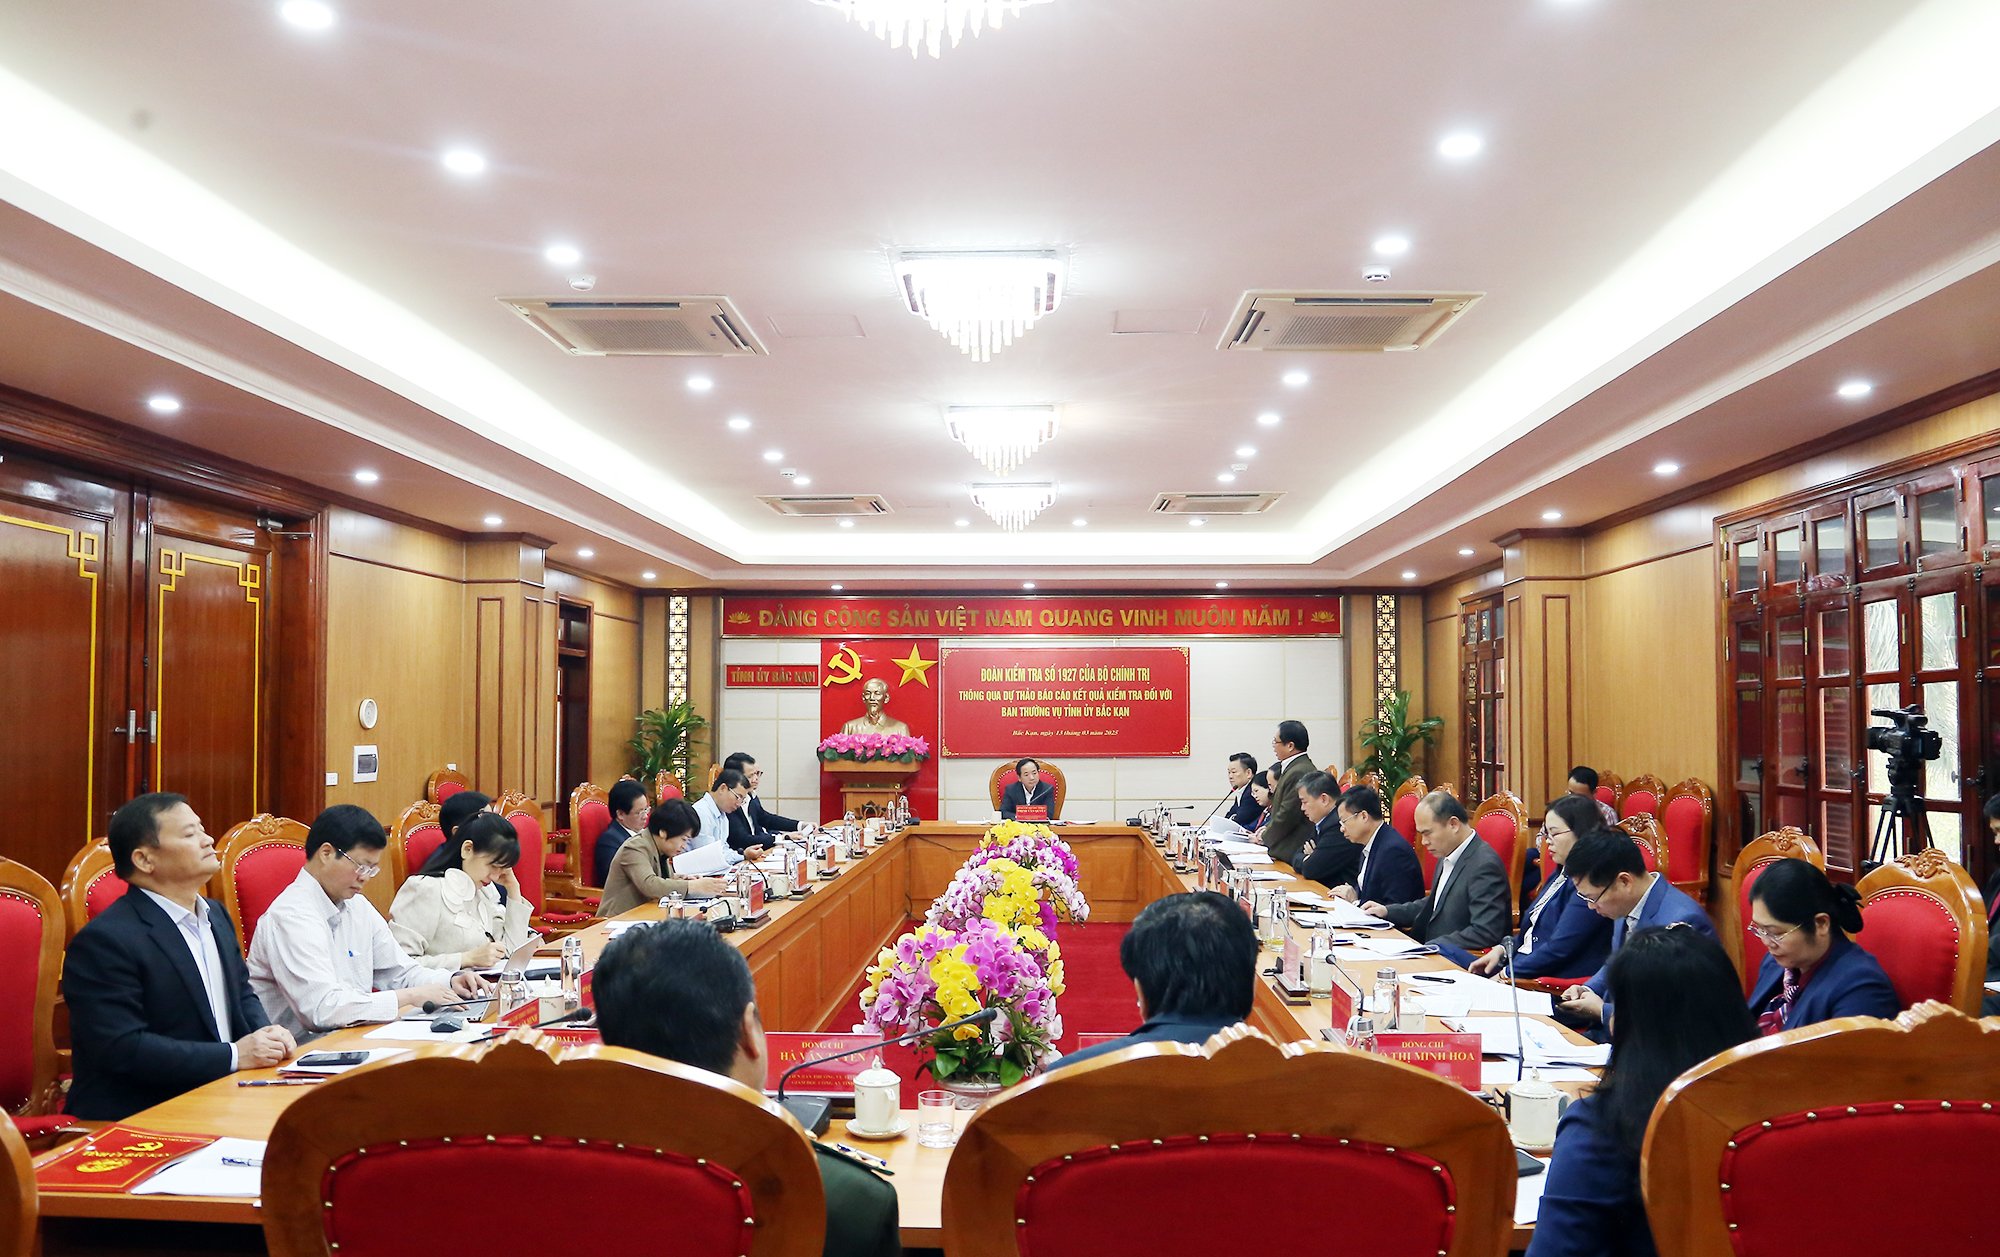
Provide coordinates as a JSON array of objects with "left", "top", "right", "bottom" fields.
[
  {"left": 760, "top": 495, "right": 893, "bottom": 518},
  {"left": 1219, "top": 291, "right": 1481, "bottom": 353},
  {"left": 1151, "top": 492, "right": 1283, "bottom": 516},
  {"left": 501, "top": 296, "right": 767, "bottom": 356}
]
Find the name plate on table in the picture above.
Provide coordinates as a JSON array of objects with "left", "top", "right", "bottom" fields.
[
  {"left": 764, "top": 1033, "right": 876, "bottom": 1097},
  {"left": 1373, "top": 1033, "right": 1483, "bottom": 1089},
  {"left": 1015, "top": 805, "right": 1049, "bottom": 823},
  {"left": 37, "top": 1126, "right": 217, "bottom": 1193},
  {"left": 1281, "top": 935, "right": 1303, "bottom": 983}
]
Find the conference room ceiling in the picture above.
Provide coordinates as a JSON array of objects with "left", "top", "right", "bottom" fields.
[{"left": 1, "top": 0, "right": 1999, "bottom": 591}]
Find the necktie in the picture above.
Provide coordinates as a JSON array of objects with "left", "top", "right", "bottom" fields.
[
  {"left": 1611, "top": 916, "right": 1629, "bottom": 951},
  {"left": 1758, "top": 967, "right": 1802, "bottom": 1036}
]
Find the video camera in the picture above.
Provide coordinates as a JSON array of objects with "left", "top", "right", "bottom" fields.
[{"left": 1864, "top": 704, "right": 1942, "bottom": 791}]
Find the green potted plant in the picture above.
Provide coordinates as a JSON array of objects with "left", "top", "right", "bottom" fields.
[
  {"left": 1356, "top": 689, "right": 1444, "bottom": 795},
  {"left": 627, "top": 700, "right": 709, "bottom": 790}
]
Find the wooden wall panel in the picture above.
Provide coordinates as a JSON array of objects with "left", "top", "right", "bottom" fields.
[
  {"left": 473, "top": 597, "right": 504, "bottom": 792},
  {"left": 1580, "top": 547, "right": 1719, "bottom": 789}
]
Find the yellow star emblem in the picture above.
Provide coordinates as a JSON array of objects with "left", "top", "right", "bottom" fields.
[{"left": 891, "top": 645, "right": 937, "bottom": 687}]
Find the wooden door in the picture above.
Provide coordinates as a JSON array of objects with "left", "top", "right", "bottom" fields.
[
  {"left": 143, "top": 495, "right": 275, "bottom": 834},
  {"left": 0, "top": 456, "right": 132, "bottom": 883}
]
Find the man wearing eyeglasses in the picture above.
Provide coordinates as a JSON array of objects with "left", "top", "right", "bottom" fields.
[
  {"left": 689, "top": 767, "right": 767, "bottom": 864},
  {"left": 249, "top": 804, "right": 488, "bottom": 1040},
  {"left": 1555, "top": 830, "right": 1715, "bottom": 1030}
]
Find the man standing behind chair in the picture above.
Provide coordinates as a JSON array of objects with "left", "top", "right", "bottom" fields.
[
  {"left": 594, "top": 779, "right": 650, "bottom": 888},
  {"left": 724, "top": 752, "right": 801, "bottom": 852},
  {"left": 1360, "top": 791, "right": 1510, "bottom": 950},
  {"left": 64, "top": 793, "right": 297, "bottom": 1119},
  {"left": 1324, "top": 786, "right": 1426, "bottom": 907},
  {"left": 248, "top": 805, "right": 484, "bottom": 1040},
  {"left": 593, "top": 919, "right": 899, "bottom": 1257},
  {"left": 1257, "top": 721, "right": 1318, "bottom": 866}
]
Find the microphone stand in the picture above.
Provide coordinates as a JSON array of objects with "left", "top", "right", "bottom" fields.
[
  {"left": 775, "top": 1008, "right": 1001, "bottom": 1135},
  {"left": 1503, "top": 937, "right": 1525, "bottom": 1083}
]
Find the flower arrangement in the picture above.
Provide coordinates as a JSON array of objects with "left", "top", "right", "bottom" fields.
[
  {"left": 932, "top": 851, "right": 1090, "bottom": 935},
  {"left": 973, "top": 822, "right": 1081, "bottom": 882},
  {"left": 860, "top": 917, "right": 1062, "bottom": 1085},
  {"left": 814, "top": 732, "right": 931, "bottom": 762}
]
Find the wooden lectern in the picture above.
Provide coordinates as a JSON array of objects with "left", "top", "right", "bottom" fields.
[{"left": 821, "top": 759, "right": 921, "bottom": 818}]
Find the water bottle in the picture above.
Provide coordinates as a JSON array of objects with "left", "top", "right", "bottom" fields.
[
  {"left": 560, "top": 935, "right": 584, "bottom": 1013},
  {"left": 1347, "top": 1016, "right": 1377, "bottom": 1054},
  {"left": 1373, "top": 968, "right": 1401, "bottom": 1031},
  {"left": 1306, "top": 930, "right": 1334, "bottom": 997},
  {"left": 1261, "top": 891, "right": 1287, "bottom": 951}
]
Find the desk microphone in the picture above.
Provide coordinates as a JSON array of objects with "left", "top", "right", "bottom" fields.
[
  {"left": 1501, "top": 937, "right": 1525, "bottom": 1083},
  {"left": 774, "top": 1008, "right": 1000, "bottom": 1135},
  {"left": 1198, "top": 789, "right": 1236, "bottom": 828},
  {"left": 418, "top": 997, "right": 490, "bottom": 1015}
]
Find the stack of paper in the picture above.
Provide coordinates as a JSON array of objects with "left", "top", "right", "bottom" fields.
[
  {"left": 363, "top": 1021, "right": 490, "bottom": 1044},
  {"left": 130, "top": 1138, "right": 267, "bottom": 1198},
  {"left": 1514, "top": 1154, "right": 1551, "bottom": 1225},
  {"left": 1401, "top": 969, "right": 1555, "bottom": 1016}
]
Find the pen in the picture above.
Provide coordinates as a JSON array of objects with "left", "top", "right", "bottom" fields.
[
  {"left": 237, "top": 1079, "right": 325, "bottom": 1086},
  {"left": 826, "top": 1142, "right": 894, "bottom": 1174},
  {"left": 1409, "top": 973, "right": 1454, "bottom": 983},
  {"left": 221, "top": 1156, "right": 264, "bottom": 1168}
]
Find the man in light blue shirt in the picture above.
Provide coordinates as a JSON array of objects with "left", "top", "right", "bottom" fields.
[{"left": 689, "top": 768, "right": 754, "bottom": 865}]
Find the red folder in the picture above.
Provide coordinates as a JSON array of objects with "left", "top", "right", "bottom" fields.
[{"left": 37, "top": 1125, "right": 217, "bottom": 1194}]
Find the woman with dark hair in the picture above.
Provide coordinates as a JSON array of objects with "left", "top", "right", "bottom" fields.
[
  {"left": 1246, "top": 769, "right": 1277, "bottom": 835},
  {"left": 1446, "top": 793, "right": 1615, "bottom": 980},
  {"left": 437, "top": 789, "right": 496, "bottom": 847},
  {"left": 1746, "top": 858, "right": 1899, "bottom": 1033},
  {"left": 1526, "top": 925, "right": 1756, "bottom": 1257},
  {"left": 390, "top": 812, "right": 531, "bottom": 969},
  {"left": 597, "top": 798, "right": 728, "bottom": 918}
]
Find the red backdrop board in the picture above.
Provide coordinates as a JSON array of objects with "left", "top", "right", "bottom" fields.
[
  {"left": 938, "top": 646, "right": 1191, "bottom": 758},
  {"left": 818, "top": 638, "right": 940, "bottom": 823},
  {"left": 724, "top": 594, "right": 1341, "bottom": 638}
]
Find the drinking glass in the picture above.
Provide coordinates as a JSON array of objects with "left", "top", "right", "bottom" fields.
[{"left": 916, "top": 1090, "right": 957, "bottom": 1148}]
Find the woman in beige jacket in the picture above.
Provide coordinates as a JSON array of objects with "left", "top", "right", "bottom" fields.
[
  {"left": 597, "top": 798, "right": 728, "bottom": 918},
  {"left": 390, "top": 812, "right": 533, "bottom": 968}
]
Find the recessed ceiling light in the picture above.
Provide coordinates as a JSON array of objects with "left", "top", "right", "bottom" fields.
[
  {"left": 642, "top": 571, "right": 658, "bottom": 581},
  {"left": 831, "top": 583, "right": 844, "bottom": 591},
  {"left": 1215, "top": 581, "right": 1229, "bottom": 589},
  {"left": 954, "top": 518, "right": 970, "bottom": 527},
  {"left": 543, "top": 243, "right": 582, "bottom": 267},
  {"left": 1023, "top": 582, "right": 1036, "bottom": 590},
  {"left": 1235, "top": 445, "right": 1257, "bottom": 458},
  {"left": 1458, "top": 547, "right": 1475, "bottom": 557},
  {"left": 838, "top": 519, "right": 855, "bottom": 529},
  {"left": 793, "top": 475, "right": 812, "bottom": 487},
  {"left": 763, "top": 450, "right": 783, "bottom": 463},
  {"left": 1653, "top": 460, "right": 1681, "bottom": 476},
  {"left": 278, "top": 0, "right": 337, "bottom": 31},
  {"left": 482, "top": 514, "right": 503, "bottom": 527},
  {"left": 1438, "top": 131, "right": 1484, "bottom": 160},
  {"left": 146, "top": 393, "right": 182, "bottom": 415},
  {"left": 1541, "top": 509, "right": 1563, "bottom": 522},
  {"left": 1189, "top": 518, "right": 1206, "bottom": 528},
  {"left": 1837, "top": 379, "right": 1874, "bottom": 399},
  {"left": 1072, "top": 517, "right": 1087, "bottom": 527},
  {"left": 686, "top": 376, "right": 714, "bottom": 393},
  {"left": 1217, "top": 472, "right": 1236, "bottom": 484},
  {"left": 1373, "top": 235, "right": 1411, "bottom": 256},
  {"left": 577, "top": 548, "right": 595, "bottom": 559},
  {"left": 1401, "top": 570, "right": 1418, "bottom": 581},
  {"left": 727, "top": 416, "right": 751, "bottom": 432},
  {"left": 1281, "top": 370, "right": 1309, "bottom": 387},
  {"left": 440, "top": 147, "right": 487, "bottom": 176},
  {"left": 1257, "top": 412, "right": 1281, "bottom": 426},
  {"left": 353, "top": 469, "right": 379, "bottom": 485}
]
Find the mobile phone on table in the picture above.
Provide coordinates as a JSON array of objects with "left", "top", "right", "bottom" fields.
[{"left": 296, "top": 1050, "right": 367, "bottom": 1068}]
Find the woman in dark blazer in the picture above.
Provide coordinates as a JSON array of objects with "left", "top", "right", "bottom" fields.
[
  {"left": 999, "top": 758, "right": 1057, "bottom": 820},
  {"left": 1437, "top": 795, "right": 1616, "bottom": 980},
  {"left": 1526, "top": 925, "right": 1756, "bottom": 1257},
  {"left": 1746, "top": 858, "right": 1900, "bottom": 1033}
]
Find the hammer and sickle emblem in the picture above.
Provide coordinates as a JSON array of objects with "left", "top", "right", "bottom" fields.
[{"left": 823, "top": 646, "right": 863, "bottom": 687}]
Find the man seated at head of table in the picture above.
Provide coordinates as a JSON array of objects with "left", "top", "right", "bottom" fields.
[
  {"left": 1554, "top": 831, "right": 1716, "bottom": 1031},
  {"left": 248, "top": 804, "right": 490, "bottom": 1041},
  {"left": 1524, "top": 924, "right": 1755, "bottom": 1257},
  {"left": 389, "top": 811, "right": 534, "bottom": 970},
  {"left": 1292, "top": 771, "right": 1359, "bottom": 889},
  {"left": 692, "top": 768, "right": 767, "bottom": 863},
  {"left": 63, "top": 793, "right": 298, "bottom": 1120},
  {"left": 1358, "top": 790, "right": 1510, "bottom": 951},
  {"left": 593, "top": 778, "right": 651, "bottom": 888},
  {"left": 598, "top": 798, "right": 731, "bottom": 917},
  {"left": 722, "top": 751, "right": 802, "bottom": 852},
  {"left": 1255, "top": 720, "right": 1318, "bottom": 865},
  {"left": 1318, "top": 785, "right": 1425, "bottom": 906},
  {"left": 1441, "top": 794, "right": 1615, "bottom": 981},
  {"left": 1221, "top": 752, "right": 1263, "bottom": 829},
  {"left": 1047, "top": 891, "right": 1259, "bottom": 1071},
  {"left": 999, "top": 757, "right": 1058, "bottom": 821},
  {"left": 593, "top": 918, "right": 900, "bottom": 1257},
  {"left": 1745, "top": 857, "right": 1898, "bottom": 1033}
]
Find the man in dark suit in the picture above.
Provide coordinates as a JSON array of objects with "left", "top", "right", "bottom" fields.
[
  {"left": 723, "top": 752, "right": 802, "bottom": 852},
  {"left": 1295, "top": 772, "right": 1360, "bottom": 889},
  {"left": 594, "top": 919, "right": 898, "bottom": 1257},
  {"left": 1257, "top": 721, "right": 1318, "bottom": 866},
  {"left": 999, "top": 757, "right": 1058, "bottom": 820},
  {"left": 1981, "top": 793, "right": 1999, "bottom": 1015},
  {"left": 63, "top": 793, "right": 296, "bottom": 1120},
  {"left": 1361, "top": 790, "right": 1510, "bottom": 950},
  {"left": 594, "top": 778, "right": 650, "bottom": 887},
  {"left": 1324, "top": 785, "right": 1425, "bottom": 906},
  {"left": 1048, "top": 892, "right": 1257, "bottom": 1072},
  {"left": 1559, "top": 830, "right": 1717, "bottom": 1030},
  {"left": 1221, "top": 752, "right": 1263, "bottom": 829}
]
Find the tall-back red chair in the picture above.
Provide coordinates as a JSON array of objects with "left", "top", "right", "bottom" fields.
[
  {"left": 261, "top": 1034, "right": 825, "bottom": 1257},
  {"left": 59, "top": 837, "right": 127, "bottom": 939},
  {"left": 0, "top": 859, "right": 62, "bottom": 1134},
  {"left": 425, "top": 768, "right": 470, "bottom": 804},
  {"left": 388, "top": 800, "right": 445, "bottom": 888},
  {"left": 217, "top": 815, "right": 309, "bottom": 952},
  {"left": 652, "top": 769, "right": 684, "bottom": 802},
  {"left": 496, "top": 792, "right": 593, "bottom": 931},
  {"left": 987, "top": 760, "right": 1067, "bottom": 818},
  {"left": 1594, "top": 772, "right": 1624, "bottom": 814},
  {"left": 1614, "top": 813, "right": 1666, "bottom": 879},
  {"left": 1855, "top": 849, "right": 1987, "bottom": 1015},
  {"left": 1390, "top": 776, "right": 1424, "bottom": 846},
  {"left": 943, "top": 1027, "right": 1515, "bottom": 1257},
  {"left": 1471, "top": 791, "right": 1530, "bottom": 922},
  {"left": 1659, "top": 777, "right": 1713, "bottom": 899},
  {"left": 1642, "top": 1001, "right": 1997, "bottom": 1257},
  {"left": 0, "top": 1113, "right": 37, "bottom": 1257},
  {"left": 1728, "top": 828, "right": 1823, "bottom": 993},
  {"left": 567, "top": 782, "right": 612, "bottom": 893},
  {"left": 1618, "top": 773, "right": 1664, "bottom": 821}
]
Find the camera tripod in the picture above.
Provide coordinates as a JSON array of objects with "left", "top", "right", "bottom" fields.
[{"left": 1864, "top": 782, "right": 1931, "bottom": 870}]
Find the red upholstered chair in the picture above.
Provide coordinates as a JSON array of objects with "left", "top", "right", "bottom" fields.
[
  {"left": 987, "top": 760, "right": 1067, "bottom": 818},
  {"left": 1618, "top": 772, "right": 1664, "bottom": 821},
  {"left": 1659, "top": 777, "right": 1713, "bottom": 899},
  {"left": 1641, "top": 1001, "right": 1998, "bottom": 1257},
  {"left": 1403, "top": 780, "right": 1457, "bottom": 890},
  {"left": 1471, "top": 791, "right": 1531, "bottom": 922},
  {"left": 217, "top": 814, "right": 309, "bottom": 952},
  {"left": 59, "top": 838, "right": 127, "bottom": 939},
  {"left": 495, "top": 792, "right": 593, "bottom": 934},
  {"left": 1855, "top": 849, "right": 1987, "bottom": 1015},
  {"left": 1728, "top": 828, "right": 1823, "bottom": 994},
  {"left": 1615, "top": 813, "right": 1667, "bottom": 879},
  {"left": 387, "top": 800, "right": 444, "bottom": 889},
  {"left": 652, "top": 769, "right": 684, "bottom": 802},
  {"left": 0, "top": 858, "right": 68, "bottom": 1140},
  {"left": 1390, "top": 776, "right": 1424, "bottom": 846},
  {"left": 424, "top": 768, "right": 470, "bottom": 804},
  {"left": 549, "top": 781, "right": 611, "bottom": 907},
  {"left": 1336, "top": 766, "right": 1360, "bottom": 790},
  {"left": 943, "top": 1026, "right": 1515, "bottom": 1257},
  {"left": 261, "top": 1033, "right": 824, "bottom": 1257},
  {"left": 1594, "top": 772, "right": 1624, "bottom": 813},
  {"left": 0, "top": 1113, "right": 37, "bottom": 1257}
]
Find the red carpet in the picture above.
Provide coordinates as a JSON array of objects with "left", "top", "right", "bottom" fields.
[{"left": 817, "top": 920, "right": 1136, "bottom": 1107}]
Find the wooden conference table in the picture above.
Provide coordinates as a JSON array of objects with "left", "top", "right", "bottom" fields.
[{"left": 36, "top": 822, "right": 1586, "bottom": 1252}]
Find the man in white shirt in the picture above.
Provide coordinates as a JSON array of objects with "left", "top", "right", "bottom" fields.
[
  {"left": 689, "top": 768, "right": 758, "bottom": 863},
  {"left": 248, "top": 804, "right": 486, "bottom": 1041}
]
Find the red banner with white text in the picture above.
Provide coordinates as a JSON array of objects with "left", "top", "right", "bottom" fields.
[
  {"left": 938, "top": 646, "right": 1191, "bottom": 758},
  {"left": 723, "top": 594, "right": 1340, "bottom": 638}
]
